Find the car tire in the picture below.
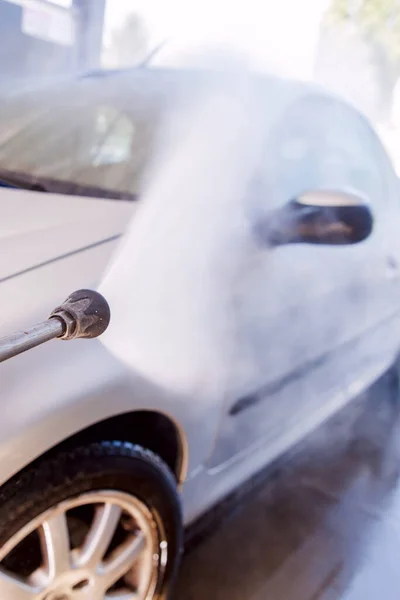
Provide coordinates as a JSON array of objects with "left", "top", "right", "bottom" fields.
[{"left": 0, "top": 440, "right": 183, "bottom": 599}]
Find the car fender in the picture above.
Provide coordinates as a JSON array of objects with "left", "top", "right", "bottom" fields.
[{"left": 0, "top": 333, "right": 220, "bottom": 488}]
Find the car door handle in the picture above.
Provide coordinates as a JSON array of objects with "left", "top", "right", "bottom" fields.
[{"left": 385, "top": 256, "right": 400, "bottom": 278}]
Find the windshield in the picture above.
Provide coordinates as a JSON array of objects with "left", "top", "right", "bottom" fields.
[{"left": 0, "top": 77, "right": 159, "bottom": 199}]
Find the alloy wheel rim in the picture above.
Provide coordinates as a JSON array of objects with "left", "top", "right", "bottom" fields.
[{"left": 0, "top": 490, "right": 166, "bottom": 599}]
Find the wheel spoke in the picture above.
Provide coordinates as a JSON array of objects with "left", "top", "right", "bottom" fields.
[
  {"left": 0, "top": 492, "right": 156, "bottom": 600},
  {"left": 105, "top": 592, "right": 138, "bottom": 600},
  {"left": 101, "top": 531, "right": 146, "bottom": 589},
  {"left": 0, "top": 569, "right": 38, "bottom": 599},
  {"left": 40, "top": 511, "right": 71, "bottom": 579},
  {"left": 77, "top": 503, "right": 122, "bottom": 568}
]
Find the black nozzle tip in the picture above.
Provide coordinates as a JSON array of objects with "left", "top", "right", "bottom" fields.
[{"left": 50, "top": 289, "right": 111, "bottom": 340}]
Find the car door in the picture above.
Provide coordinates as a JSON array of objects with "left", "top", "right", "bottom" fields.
[
  {"left": 368, "top": 153, "right": 400, "bottom": 365},
  {"left": 207, "top": 90, "right": 396, "bottom": 470},
  {"left": 206, "top": 242, "right": 371, "bottom": 470}
]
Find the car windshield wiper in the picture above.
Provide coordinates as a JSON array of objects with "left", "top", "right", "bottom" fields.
[
  {"left": 0, "top": 170, "right": 48, "bottom": 192},
  {"left": 0, "top": 168, "right": 138, "bottom": 200}
]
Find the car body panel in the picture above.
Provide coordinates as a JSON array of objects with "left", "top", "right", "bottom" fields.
[{"left": 0, "top": 189, "right": 135, "bottom": 283}]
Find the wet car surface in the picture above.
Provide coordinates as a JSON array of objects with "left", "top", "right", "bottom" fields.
[{"left": 177, "top": 369, "right": 400, "bottom": 600}]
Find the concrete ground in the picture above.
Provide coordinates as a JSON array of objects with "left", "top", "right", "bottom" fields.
[{"left": 176, "top": 369, "right": 400, "bottom": 599}]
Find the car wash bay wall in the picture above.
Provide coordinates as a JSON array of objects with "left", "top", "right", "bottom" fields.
[{"left": 0, "top": 0, "right": 105, "bottom": 88}]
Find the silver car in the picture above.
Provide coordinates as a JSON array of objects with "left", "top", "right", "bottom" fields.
[{"left": 0, "top": 68, "right": 398, "bottom": 600}]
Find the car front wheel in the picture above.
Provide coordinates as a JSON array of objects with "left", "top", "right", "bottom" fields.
[{"left": 0, "top": 441, "right": 183, "bottom": 599}]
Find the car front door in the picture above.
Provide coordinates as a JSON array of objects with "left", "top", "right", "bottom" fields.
[{"left": 207, "top": 90, "right": 397, "bottom": 470}]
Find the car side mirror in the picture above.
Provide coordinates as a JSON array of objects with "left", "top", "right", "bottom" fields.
[{"left": 259, "top": 190, "right": 374, "bottom": 246}]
